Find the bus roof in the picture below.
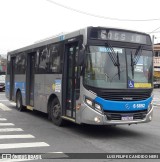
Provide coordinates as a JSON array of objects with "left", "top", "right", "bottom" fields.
[
  {"left": 8, "top": 27, "right": 87, "bottom": 55},
  {"left": 8, "top": 26, "right": 151, "bottom": 55}
]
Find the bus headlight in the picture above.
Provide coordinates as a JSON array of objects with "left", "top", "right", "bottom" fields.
[
  {"left": 84, "top": 96, "right": 103, "bottom": 113},
  {"left": 85, "top": 98, "right": 93, "bottom": 107}
]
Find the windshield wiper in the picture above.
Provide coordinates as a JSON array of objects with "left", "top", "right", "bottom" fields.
[
  {"left": 117, "top": 52, "right": 120, "bottom": 80},
  {"left": 130, "top": 45, "right": 143, "bottom": 79},
  {"left": 131, "top": 51, "right": 134, "bottom": 79},
  {"left": 134, "top": 45, "right": 143, "bottom": 65},
  {"left": 105, "top": 42, "right": 120, "bottom": 80},
  {"left": 105, "top": 42, "right": 117, "bottom": 66}
]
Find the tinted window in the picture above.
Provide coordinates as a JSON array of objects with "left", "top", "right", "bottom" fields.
[
  {"left": 15, "top": 53, "right": 26, "bottom": 74},
  {"left": 37, "top": 47, "right": 48, "bottom": 73},
  {"left": 35, "top": 43, "right": 63, "bottom": 74},
  {"left": 6, "top": 55, "right": 10, "bottom": 74},
  {"left": 48, "top": 44, "right": 62, "bottom": 73}
]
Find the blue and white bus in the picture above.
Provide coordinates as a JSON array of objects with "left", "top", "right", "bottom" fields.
[{"left": 6, "top": 26, "right": 153, "bottom": 126}]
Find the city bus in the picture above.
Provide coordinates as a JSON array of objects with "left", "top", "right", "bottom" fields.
[{"left": 5, "top": 26, "right": 153, "bottom": 126}]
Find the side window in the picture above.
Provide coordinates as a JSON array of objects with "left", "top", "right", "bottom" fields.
[
  {"left": 21, "top": 53, "right": 26, "bottom": 73},
  {"left": 35, "top": 49, "right": 40, "bottom": 72},
  {"left": 49, "top": 44, "right": 62, "bottom": 73},
  {"left": 7, "top": 55, "right": 10, "bottom": 74},
  {"left": 15, "top": 53, "right": 26, "bottom": 74},
  {"left": 38, "top": 47, "right": 48, "bottom": 73},
  {"left": 35, "top": 44, "right": 63, "bottom": 74}
]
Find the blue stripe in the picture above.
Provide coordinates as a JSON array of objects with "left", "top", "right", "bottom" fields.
[
  {"left": 5, "top": 82, "right": 26, "bottom": 97},
  {"left": 94, "top": 96, "right": 152, "bottom": 112},
  {"left": 5, "top": 82, "right": 10, "bottom": 96}
]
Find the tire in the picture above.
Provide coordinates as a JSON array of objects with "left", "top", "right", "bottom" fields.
[
  {"left": 49, "top": 98, "right": 65, "bottom": 126},
  {"left": 16, "top": 91, "right": 25, "bottom": 111}
]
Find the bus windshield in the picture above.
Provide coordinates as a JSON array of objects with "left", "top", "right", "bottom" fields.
[{"left": 84, "top": 45, "right": 153, "bottom": 89}]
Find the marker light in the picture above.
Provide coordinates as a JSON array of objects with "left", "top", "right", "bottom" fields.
[
  {"left": 94, "top": 117, "right": 101, "bottom": 123},
  {"left": 76, "top": 103, "right": 81, "bottom": 110}
]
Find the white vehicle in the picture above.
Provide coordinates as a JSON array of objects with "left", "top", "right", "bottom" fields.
[{"left": 0, "top": 74, "right": 5, "bottom": 91}]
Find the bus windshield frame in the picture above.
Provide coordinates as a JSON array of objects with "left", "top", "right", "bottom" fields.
[{"left": 83, "top": 42, "right": 153, "bottom": 89}]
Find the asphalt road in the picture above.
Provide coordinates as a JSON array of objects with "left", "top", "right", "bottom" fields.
[{"left": 0, "top": 90, "right": 160, "bottom": 162}]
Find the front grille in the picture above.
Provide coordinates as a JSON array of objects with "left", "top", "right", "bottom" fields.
[
  {"left": 104, "top": 110, "right": 147, "bottom": 120},
  {"left": 98, "top": 91, "right": 151, "bottom": 101},
  {"left": 86, "top": 86, "right": 152, "bottom": 101}
]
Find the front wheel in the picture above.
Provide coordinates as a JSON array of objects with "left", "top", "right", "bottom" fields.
[
  {"left": 16, "top": 92, "right": 25, "bottom": 111},
  {"left": 49, "top": 98, "right": 65, "bottom": 126}
]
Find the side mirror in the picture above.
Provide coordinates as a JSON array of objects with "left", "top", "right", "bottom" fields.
[{"left": 77, "top": 44, "right": 85, "bottom": 66}]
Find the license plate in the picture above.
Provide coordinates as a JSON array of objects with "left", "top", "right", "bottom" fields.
[{"left": 121, "top": 115, "right": 133, "bottom": 121}]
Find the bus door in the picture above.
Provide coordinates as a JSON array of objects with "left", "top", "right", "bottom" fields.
[
  {"left": 62, "top": 41, "right": 80, "bottom": 119},
  {"left": 10, "top": 57, "right": 16, "bottom": 100},
  {"left": 26, "top": 53, "right": 35, "bottom": 106}
]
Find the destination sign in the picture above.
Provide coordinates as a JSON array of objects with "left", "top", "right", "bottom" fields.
[
  {"left": 100, "top": 30, "right": 147, "bottom": 44},
  {"left": 89, "top": 28, "right": 150, "bottom": 44}
]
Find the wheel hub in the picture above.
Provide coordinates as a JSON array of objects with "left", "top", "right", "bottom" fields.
[{"left": 52, "top": 104, "right": 60, "bottom": 119}]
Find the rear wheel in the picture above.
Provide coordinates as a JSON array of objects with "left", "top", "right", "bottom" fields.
[
  {"left": 49, "top": 98, "right": 65, "bottom": 126},
  {"left": 16, "top": 91, "right": 25, "bottom": 111}
]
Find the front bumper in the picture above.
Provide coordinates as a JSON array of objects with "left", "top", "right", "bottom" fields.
[{"left": 80, "top": 103, "right": 153, "bottom": 125}]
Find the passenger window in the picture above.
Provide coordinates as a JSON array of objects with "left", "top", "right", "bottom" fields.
[
  {"left": 38, "top": 47, "right": 48, "bottom": 73},
  {"left": 35, "top": 44, "right": 63, "bottom": 74},
  {"left": 49, "top": 44, "right": 61, "bottom": 73},
  {"left": 15, "top": 53, "right": 26, "bottom": 74}
]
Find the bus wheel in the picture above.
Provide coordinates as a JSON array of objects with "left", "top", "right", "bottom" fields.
[
  {"left": 50, "top": 98, "right": 64, "bottom": 126},
  {"left": 16, "top": 91, "right": 24, "bottom": 111}
]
